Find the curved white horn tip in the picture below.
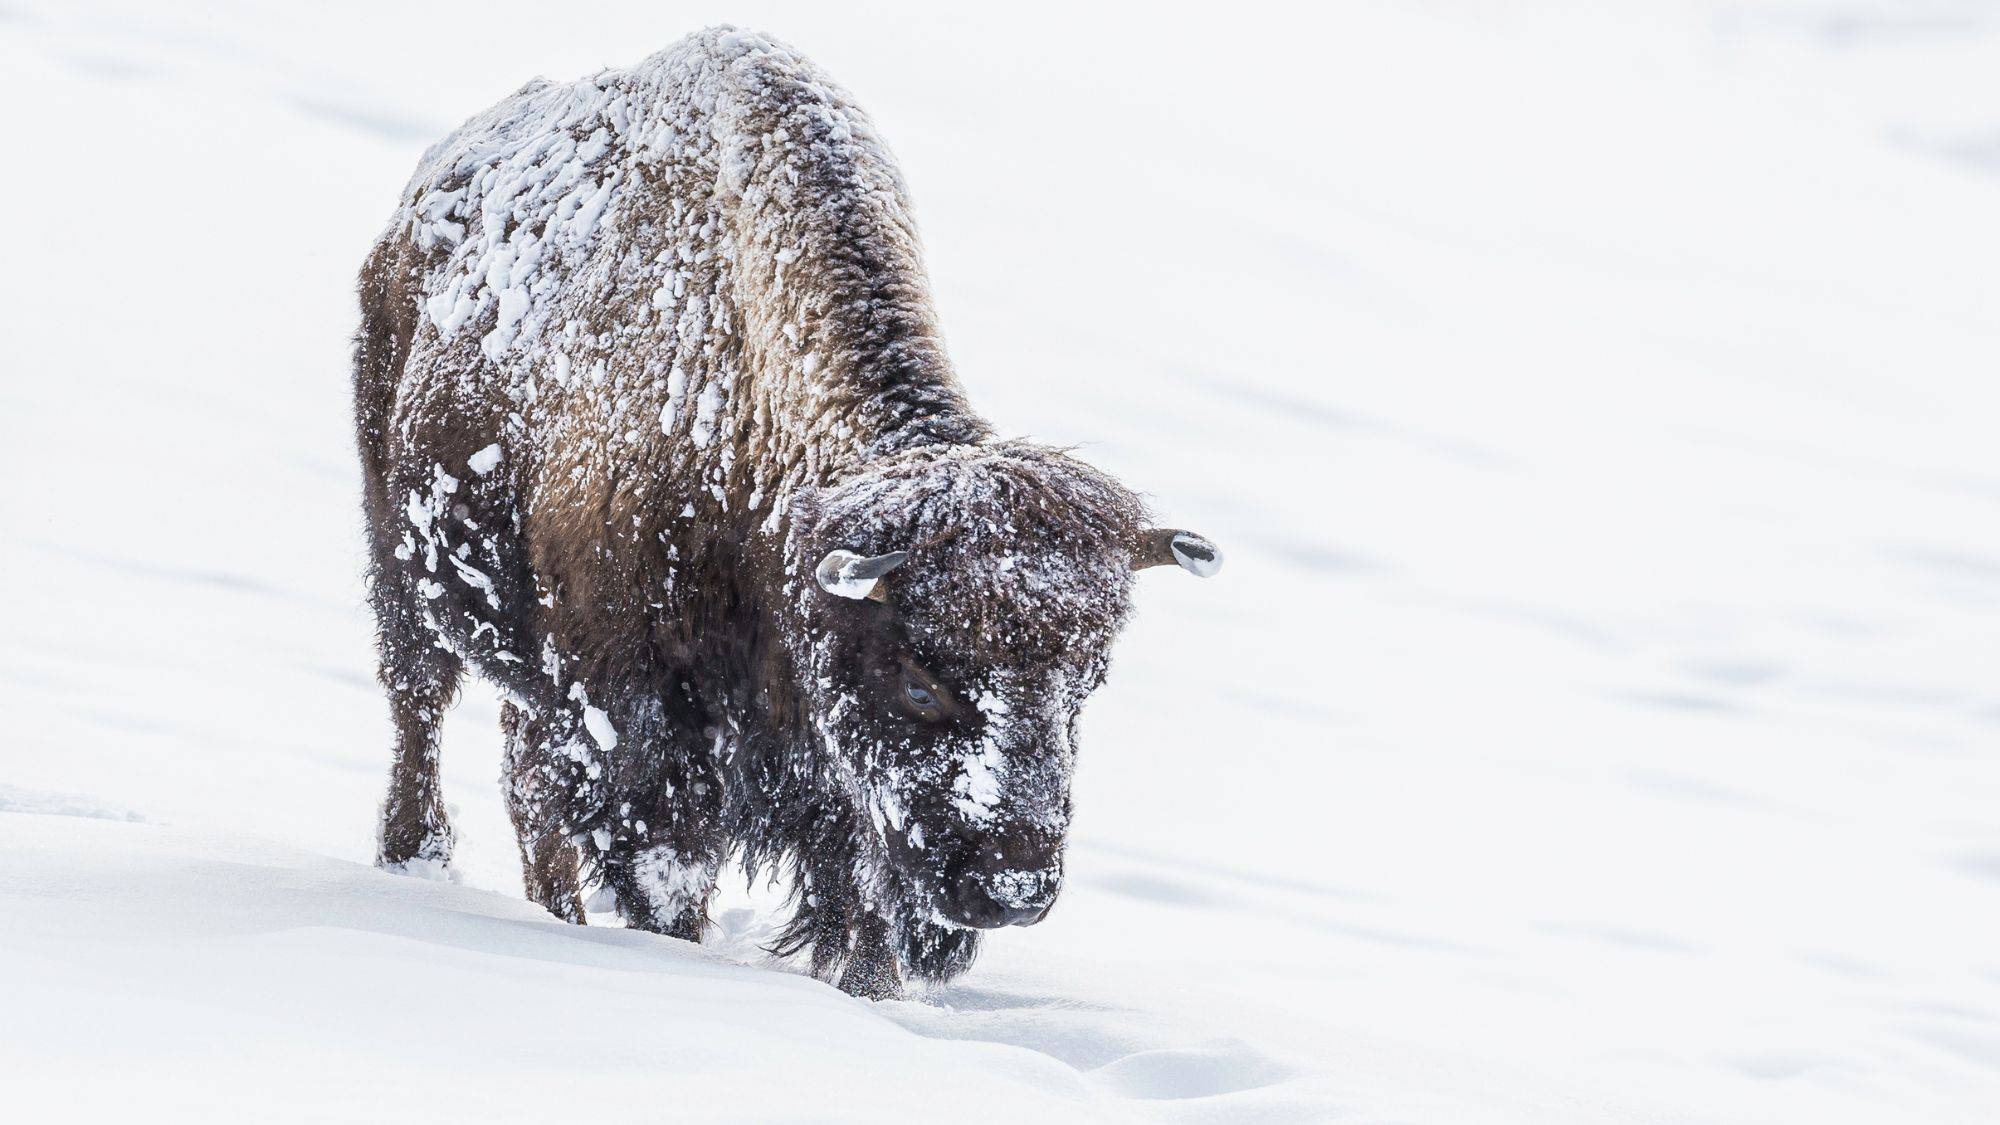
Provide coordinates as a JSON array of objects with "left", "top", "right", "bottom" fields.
[{"left": 1169, "top": 532, "right": 1223, "bottom": 577}]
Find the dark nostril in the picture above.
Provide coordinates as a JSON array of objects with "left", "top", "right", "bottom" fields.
[{"left": 1027, "top": 893, "right": 1057, "bottom": 925}]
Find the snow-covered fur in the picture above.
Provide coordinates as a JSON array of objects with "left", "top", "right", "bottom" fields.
[{"left": 354, "top": 27, "right": 1212, "bottom": 998}]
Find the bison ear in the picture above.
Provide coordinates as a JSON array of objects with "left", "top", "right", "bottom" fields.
[
  {"left": 1132, "top": 529, "right": 1223, "bottom": 577},
  {"left": 817, "top": 549, "right": 909, "bottom": 600}
]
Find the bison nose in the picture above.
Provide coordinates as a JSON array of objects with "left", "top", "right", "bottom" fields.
[
  {"left": 932, "top": 826, "right": 1064, "bottom": 928},
  {"left": 939, "top": 831, "right": 1062, "bottom": 928},
  {"left": 944, "top": 869, "right": 1056, "bottom": 928}
]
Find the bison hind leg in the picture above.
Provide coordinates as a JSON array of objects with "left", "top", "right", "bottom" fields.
[{"left": 372, "top": 578, "right": 463, "bottom": 877}]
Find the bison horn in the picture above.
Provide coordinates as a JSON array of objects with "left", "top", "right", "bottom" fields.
[
  {"left": 1133, "top": 529, "right": 1223, "bottom": 577},
  {"left": 816, "top": 549, "right": 909, "bottom": 601}
]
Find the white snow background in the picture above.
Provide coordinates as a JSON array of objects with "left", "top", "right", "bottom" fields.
[{"left": 2, "top": 1, "right": 1998, "bottom": 1121}]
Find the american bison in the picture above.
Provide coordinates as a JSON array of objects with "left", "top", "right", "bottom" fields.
[{"left": 354, "top": 27, "right": 1220, "bottom": 998}]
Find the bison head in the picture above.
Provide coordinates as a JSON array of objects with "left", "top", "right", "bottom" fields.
[{"left": 786, "top": 442, "right": 1219, "bottom": 931}]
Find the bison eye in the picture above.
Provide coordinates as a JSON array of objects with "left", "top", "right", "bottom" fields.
[{"left": 897, "top": 663, "right": 948, "bottom": 721}]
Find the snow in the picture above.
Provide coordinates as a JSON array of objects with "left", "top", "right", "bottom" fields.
[
  {"left": 2, "top": 2, "right": 1998, "bottom": 1122},
  {"left": 954, "top": 728, "right": 1008, "bottom": 823},
  {"left": 956, "top": 694, "right": 1019, "bottom": 825},
  {"left": 0, "top": 784, "right": 144, "bottom": 823},
  {"left": 466, "top": 443, "right": 503, "bottom": 475},
  {"left": 582, "top": 704, "right": 619, "bottom": 752},
  {"left": 690, "top": 379, "right": 721, "bottom": 447},
  {"left": 0, "top": 816, "right": 1121, "bottom": 1120},
  {"left": 629, "top": 844, "right": 722, "bottom": 922}
]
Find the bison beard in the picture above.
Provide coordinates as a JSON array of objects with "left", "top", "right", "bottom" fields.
[{"left": 354, "top": 27, "right": 1219, "bottom": 999}]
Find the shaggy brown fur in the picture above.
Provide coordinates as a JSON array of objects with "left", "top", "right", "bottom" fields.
[{"left": 354, "top": 27, "right": 1215, "bottom": 998}]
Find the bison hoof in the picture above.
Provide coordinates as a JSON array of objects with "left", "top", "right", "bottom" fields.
[
  {"left": 837, "top": 959, "right": 905, "bottom": 1001},
  {"left": 377, "top": 855, "right": 460, "bottom": 884}
]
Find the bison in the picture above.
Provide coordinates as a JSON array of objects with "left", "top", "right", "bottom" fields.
[{"left": 354, "top": 27, "right": 1220, "bottom": 998}]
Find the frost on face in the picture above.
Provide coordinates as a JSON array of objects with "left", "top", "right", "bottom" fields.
[
  {"left": 782, "top": 440, "right": 1143, "bottom": 937},
  {"left": 951, "top": 688, "right": 1023, "bottom": 824},
  {"left": 952, "top": 734, "right": 1006, "bottom": 824},
  {"left": 987, "top": 867, "right": 1056, "bottom": 910}
]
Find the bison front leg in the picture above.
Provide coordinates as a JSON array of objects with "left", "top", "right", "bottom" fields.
[
  {"left": 600, "top": 732, "right": 725, "bottom": 942},
  {"left": 902, "top": 918, "right": 981, "bottom": 985},
  {"left": 500, "top": 702, "right": 588, "bottom": 924},
  {"left": 837, "top": 913, "right": 905, "bottom": 1000},
  {"left": 603, "top": 841, "right": 721, "bottom": 942},
  {"left": 835, "top": 916, "right": 979, "bottom": 999},
  {"left": 786, "top": 845, "right": 912, "bottom": 999}
]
